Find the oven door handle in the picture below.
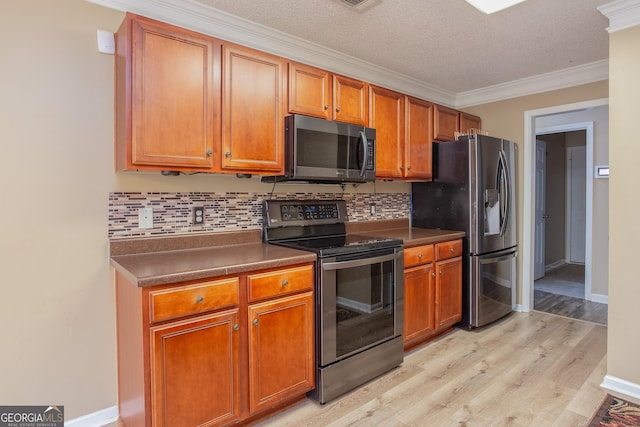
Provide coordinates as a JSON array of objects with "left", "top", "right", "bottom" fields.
[{"left": 322, "top": 252, "right": 401, "bottom": 271}]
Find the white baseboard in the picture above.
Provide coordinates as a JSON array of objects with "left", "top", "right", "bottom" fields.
[
  {"left": 591, "top": 293, "right": 609, "bottom": 304},
  {"left": 601, "top": 375, "right": 640, "bottom": 400},
  {"left": 545, "top": 260, "right": 566, "bottom": 271},
  {"left": 65, "top": 405, "right": 118, "bottom": 427}
]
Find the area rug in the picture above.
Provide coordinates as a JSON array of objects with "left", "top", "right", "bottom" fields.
[{"left": 589, "top": 394, "right": 640, "bottom": 426}]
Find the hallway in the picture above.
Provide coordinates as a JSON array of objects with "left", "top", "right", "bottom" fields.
[{"left": 534, "top": 264, "right": 607, "bottom": 325}]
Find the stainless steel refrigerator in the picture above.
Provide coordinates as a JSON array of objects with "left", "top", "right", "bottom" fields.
[{"left": 411, "top": 134, "right": 517, "bottom": 328}]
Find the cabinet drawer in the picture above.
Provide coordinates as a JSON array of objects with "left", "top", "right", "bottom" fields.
[
  {"left": 248, "top": 265, "right": 314, "bottom": 302},
  {"left": 435, "top": 240, "right": 463, "bottom": 260},
  {"left": 149, "top": 277, "right": 239, "bottom": 323},
  {"left": 404, "top": 244, "right": 434, "bottom": 268}
]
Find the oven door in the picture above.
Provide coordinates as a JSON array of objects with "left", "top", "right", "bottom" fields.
[{"left": 318, "top": 247, "right": 403, "bottom": 366}]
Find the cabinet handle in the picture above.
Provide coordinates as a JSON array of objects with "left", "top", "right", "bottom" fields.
[
  {"left": 324, "top": 104, "right": 329, "bottom": 110},
  {"left": 450, "top": 247, "right": 455, "bottom": 253},
  {"left": 253, "top": 318, "right": 259, "bottom": 326},
  {"left": 407, "top": 166, "right": 411, "bottom": 171},
  {"left": 400, "top": 166, "right": 404, "bottom": 171},
  {"left": 282, "top": 280, "right": 289, "bottom": 287},
  {"left": 439, "top": 270, "right": 443, "bottom": 275},
  {"left": 225, "top": 151, "right": 231, "bottom": 158},
  {"left": 206, "top": 149, "right": 213, "bottom": 157},
  {"left": 233, "top": 324, "right": 239, "bottom": 331},
  {"left": 431, "top": 272, "right": 436, "bottom": 277},
  {"left": 418, "top": 253, "right": 422, "bottom": 260},
  {"left": 195, "top": 296, "right": 204, "bottom": 304},
  {"left": 336, "top": 107, "right": 341, "bottom": 112}
]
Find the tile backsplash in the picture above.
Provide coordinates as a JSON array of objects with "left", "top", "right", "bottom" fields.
[{"left": 109, "top": 191, "right": 410, "bottom": 239}]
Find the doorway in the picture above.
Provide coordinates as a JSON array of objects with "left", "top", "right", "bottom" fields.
[
  {"left": 533, "top": 130, "right": 587, "bottom": 303},
  {"left": 522, "top": 99, "right": 609, "bottom": 315}
]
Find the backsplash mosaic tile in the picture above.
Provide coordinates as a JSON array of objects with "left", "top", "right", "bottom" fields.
[{"left": 109, "top": 191, "right": 409, "bottom": 239}]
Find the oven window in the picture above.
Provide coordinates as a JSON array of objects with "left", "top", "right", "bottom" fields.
[{"left": 335, "top": 259, "right": 396, "bottom": 358}]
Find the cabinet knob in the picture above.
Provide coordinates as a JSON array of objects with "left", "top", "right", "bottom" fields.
[
  {"left": 417, "top": 253, "right": 422, "bottom": 260},
  {"left": 206, "top": 149, "right": 213, "bottom": 157},
  {"left": 196, "top": 296, "right": 204, "bottom": 304},
  {"left": 439, "top": 270, "right": 443, "bottom": 275},
  {"left": 233, "top": 324, "right": 239, "bottom": 331},
  {"left": 225, "top": 151, "right": 231, "bottom": 158},
  {"left": 407, "top": 166, "right": 411, "bottom": 171},
  {"left": 431, "top": 272, "right": 436, "bottom": 277},
  {"left": 253, "top": 318, "right": 259, "bottom": 326},
  {"left": 336, "top": 107, "right": 341, "bottom": 112},
  {"left": 324, "top": 104, "right": 329, "bottom": 110},
  {"left": 400, "top": 166, "right": 404, "bottom": 171},
  {"left": 282, "top": 280, "right": 289, "bottom": 287},
  {"left": 450, "top": 247, "right": 455, "bottom": 253}
]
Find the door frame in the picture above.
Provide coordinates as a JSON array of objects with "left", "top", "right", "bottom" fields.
[{"left": 522, "top": 98, "right": 607, "bottom": 312}]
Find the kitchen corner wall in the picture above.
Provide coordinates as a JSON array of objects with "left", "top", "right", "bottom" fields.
[{"left": 109, "top": 191, "right": 410, "bottom": 239}]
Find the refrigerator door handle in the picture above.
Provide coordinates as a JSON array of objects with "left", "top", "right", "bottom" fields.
[{"left": 498, "top": 150, "right": 511, "bottom": 237}]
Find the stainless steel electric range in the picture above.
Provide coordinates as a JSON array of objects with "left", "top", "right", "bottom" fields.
[{"left": 263, "top": 199, "right": 404, "bottom": 404}]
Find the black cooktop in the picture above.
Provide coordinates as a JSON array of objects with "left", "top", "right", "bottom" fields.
[{"left": 263, "top": 200, "right": 402, "bottom": 257}]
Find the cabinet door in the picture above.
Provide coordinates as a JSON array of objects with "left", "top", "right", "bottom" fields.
[
  {"left": 405, "top": 97, "right": 434, "bottom": 180},
  {"left": 435, "top": 257, "right": 463, "bottom": 328},
  {"left": 222, "top": 44, "right": 285, "bottom": 173},
  {"left": 403, "top": 264, "right": 436, "bottom": 348},
  {"left": 433, "top": 104, "right": 460, "bottom": 142},
  {"left": 150, "top": 310, "right": 240, "bottom": 427},
  {"left": 288, "top": 62, "right": 331, "bottom": 119},
  {"left": 370, "top": 86, "right": 404, "bottom": 179},
  {"left": 333, "top": 75, "right": 368, "bottom": 125},
  {"left": 127, "top": 15, "right": 218, "bottom": 170},
  {"left": 459, "top": 112, "right": 482, "bottom": 134},
  {"left": 248, "top": 292, "right": 314, "bottom": 413}
]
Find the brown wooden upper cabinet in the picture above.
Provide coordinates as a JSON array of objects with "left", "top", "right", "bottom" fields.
[
  {"left": 370, "top": 87, "right": 434, "bottom": 181},
  {"left": 288, "top": 62, "right": 332, "bottom": 120},
  {"left": 221, "top": 43, "right": 286, "bottom": 174},
  {"left": 433, "top": 104, "right": 460, "bottom": 142},
  {"left": 459, "top": 112, "right": 482, "bottom": 134},
  {"left": 369, "top": 86, "right": 404, "bottom": 179},
  {"left": 333, "top": 74, "right": 368, "bottom": 125},
  {"left": 288, "top": 62, "right": 368, "bottom": 125},
  {"left": 115, "top": 13, "right": 480, "bottom": 179},
  {"left": 405, "top": 97, "right": 435, "bottom": 181},
  {"left": 115, "top": 13, "right": 220, "bottom": 172}
]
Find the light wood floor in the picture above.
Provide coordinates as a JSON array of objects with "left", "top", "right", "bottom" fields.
[{"left": 254, "top": 311, "right": 608, "bottom": 426}]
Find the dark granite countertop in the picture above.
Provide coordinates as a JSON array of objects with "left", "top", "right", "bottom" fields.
[
  {"left": 346, "top": 219, "right": 465, "bottom": 247},
  {"left": 110, "top": 230, "right": 316, "bottom": 287},
  {"left": 110, "top": 221, "right": 464, "bottom": 288}
]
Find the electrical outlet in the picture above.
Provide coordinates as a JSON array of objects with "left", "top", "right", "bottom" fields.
[
  {"left": 138, "top": 207, "right": 153, "bottom": 229},
  {"left": 193, "top": 207, "right": 205, "bottom": 225},
  {"left": 370, "top": 203, "right": 376, "bottom": 215}
]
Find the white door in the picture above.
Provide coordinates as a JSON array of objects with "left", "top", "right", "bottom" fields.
[
  {"left": 534, "top": 140, "right": 546, "bottom": 280},
  {"left": 567, "top": 146, "right": 586, "bottom": 263}
]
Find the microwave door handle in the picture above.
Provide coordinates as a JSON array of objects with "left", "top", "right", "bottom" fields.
[{"left": 359, "top": 130, "right": 368, "bottom": 177}]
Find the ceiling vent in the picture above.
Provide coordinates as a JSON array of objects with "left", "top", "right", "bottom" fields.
[{"left": 340, "top": 0, "right": 373, "bottom": 8}]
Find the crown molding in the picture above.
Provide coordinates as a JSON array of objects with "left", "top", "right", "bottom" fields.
[
  {"left": 454, "top": 60, "right": 609, "bottom": 108},
  {"left": 598, "top": 0, "right": 640, "bottom": 33},
  {"left": 88, "top": 0, "right": 609, "bottom": 109}
]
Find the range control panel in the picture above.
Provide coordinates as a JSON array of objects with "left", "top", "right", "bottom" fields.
[{"left": 264, "top": 200, "right": 348, "bottom": 227}]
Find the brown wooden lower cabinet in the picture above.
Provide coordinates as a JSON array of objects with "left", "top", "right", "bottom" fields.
[
  {"left": 403, "top": 239, "right": 462, "bottom": 350},
  {"left": 115, "top": 263, "right": 315, "bottom": 427},
  {"left": 150, "top": 310, "right": 241, "bottom": 427}
]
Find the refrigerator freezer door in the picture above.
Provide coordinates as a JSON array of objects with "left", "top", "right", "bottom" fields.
[
  {"left": 468, "top": 248, "right": 517, "bottom": 328},
  {"left": 471, "top": 135, "right": 517, "bottom": 255}
]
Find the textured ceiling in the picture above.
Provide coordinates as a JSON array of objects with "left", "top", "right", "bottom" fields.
[{"left": 193, "top": 0, "right": 610, "bottom": 94}]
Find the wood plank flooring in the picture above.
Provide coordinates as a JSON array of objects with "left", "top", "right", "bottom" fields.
[
  {"left": 254, "top": 311, "right": 608, "bottom": 426},
  {"left": 534, "top": 290, "right": 608, "bottom": 325}
]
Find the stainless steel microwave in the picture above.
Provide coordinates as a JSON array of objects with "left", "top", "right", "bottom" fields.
[{"left": 264, "top": 115, "right": 376, "bottom": 183}]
